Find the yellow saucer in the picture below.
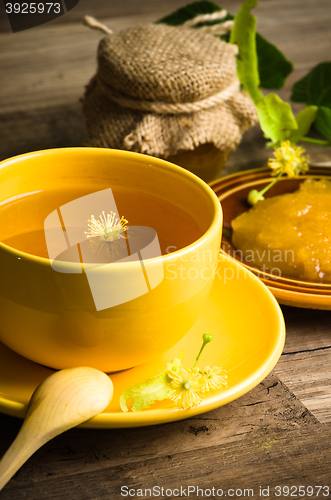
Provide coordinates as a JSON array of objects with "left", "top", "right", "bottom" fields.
[{"left": 0, "top": 255, "right": 285, "bottom": 428}]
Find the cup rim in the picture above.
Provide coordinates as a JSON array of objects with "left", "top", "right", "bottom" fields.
[{"left": 0, "top": 147, "right": 222, "bottom": 268}]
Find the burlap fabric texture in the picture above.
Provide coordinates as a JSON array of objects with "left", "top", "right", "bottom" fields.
[{"left": 82, "top": 23, "right": 258, "bottom": 161}]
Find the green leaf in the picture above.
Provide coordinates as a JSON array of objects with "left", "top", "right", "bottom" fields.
[
  {"left": 156, "top": 1, "right": 226, "bottom": 26},
  {"left": 291, "top": 62, "right": 331, "bottom": 107},
  {"left": 256, "top": 33, "right": 293, "bottom": 89},
  {"left": 256, "top": 93, "right": 298, "bottom": 144},
  {"left": 120, "top": 359, "right": 181, "bottom": 412},
  {"left": 314, "top": 106, "right": 331, "bottom": 140},
  {"left": 288, "top": 105, "right": 318, "bottom": 143},
  {"left": 230, "top": 0, "right": 263, "bottom": 104}
]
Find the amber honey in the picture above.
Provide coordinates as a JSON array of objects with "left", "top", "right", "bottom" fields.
[{"left": 232, "top": 179, "right": 331, "bottom": 282}]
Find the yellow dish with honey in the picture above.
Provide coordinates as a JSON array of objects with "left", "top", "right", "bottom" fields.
[{"left": 231, "top": 179, "right": 331, "bottom": 283}]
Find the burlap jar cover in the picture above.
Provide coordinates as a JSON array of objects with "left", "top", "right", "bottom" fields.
[{"left": 82, "top": 22, "right": 258, "bottom": 175}]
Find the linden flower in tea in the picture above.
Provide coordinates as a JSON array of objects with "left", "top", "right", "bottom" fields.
[{"left": 85, "top": 211, "right": 128, "bottom": 241}]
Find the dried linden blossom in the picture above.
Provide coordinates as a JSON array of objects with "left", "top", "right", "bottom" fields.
[
  {"left": 248, "top": 141, "right": 310, "bottom": 206},
  {"left": 200, "top": 366, "right": 227, "bottom": 393},
  {"left": 268, "top": 140, "right": 310, "bottom": 177},
  {"left": 167, "top": 366, "right": 203, "bottom": 409},
  {"left": 85, "top": 211, "right": 128, "bottom": 242},
  {"left": 120, "top": 334, "right": 227, "bottom": 412}
]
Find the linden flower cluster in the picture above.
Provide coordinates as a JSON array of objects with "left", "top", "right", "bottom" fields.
[
  {"left": 248, "top": 141, "right": 310, "bottom": 206},
  {"left": 85, "top": 211, "right": 128, "bottom": 242},
  {"left": 120, "top": 334, "right": 228, "bottom": 413},
  {"left": 167, "top": 364, "right": 227, "bottom": 409},
  {"left": 268, "top": 140, "right": 310, "bottom": 177}
]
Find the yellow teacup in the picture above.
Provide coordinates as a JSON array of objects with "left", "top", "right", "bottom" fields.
[{"left": 0, "top": 148, "right": 222, "bottom": 372}]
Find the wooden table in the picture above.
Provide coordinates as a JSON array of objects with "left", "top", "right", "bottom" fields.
[{"left": 0, "top": 0, "right": 330, "bottom": 497}]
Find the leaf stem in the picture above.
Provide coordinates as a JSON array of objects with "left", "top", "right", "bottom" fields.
[
  {"left": 193, "top": 334, "right": 212, "bottom": 368},
  {"left": 259, "top": 170, "right": 283, "bottom": 196},
  {"left": 248, "top": 170, "right": 283, "bottom": 205},
  {"left": 299, "top": 137, "right": 331, "bottom": 146},
  {"left": 222, "top": 228, "right": 232, "bottom": 239}
]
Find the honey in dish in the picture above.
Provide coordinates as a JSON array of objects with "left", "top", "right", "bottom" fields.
[
  {"left": 0, "top": 187, "right": 202, "bottom": 261},
  {"left": 231, "top": 179, "right": 331, "bottom": 283}
]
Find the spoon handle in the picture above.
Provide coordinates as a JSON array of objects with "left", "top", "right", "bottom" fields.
[
  {"left": 0, "top": 367, "right": 113, "bottom": 491},
  {"left": 0, "top": 401, "right": 83, "bottom": 490},
  {"left": 0, "top": 422, "right": 43, "bottom": 490}
]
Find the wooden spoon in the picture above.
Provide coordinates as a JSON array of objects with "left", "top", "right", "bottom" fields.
[{"left": 0, "top": 366, "right": 113, "bottom": 491}]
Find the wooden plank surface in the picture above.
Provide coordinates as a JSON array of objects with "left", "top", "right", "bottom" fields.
[
  {"left": 274, "top": 350, "right": 331, "bottom": 423},
  {"left": 0, "top": 373, "right": 326, "bottom": 498},
  {"left": 2, "top": 0, "right": 331, "bottom": 112},
  {"left": 2, "top": 424, "right": 330, "bottom": 499},
  {"left": 275, "top": 306, "right": 331, "bottom": 424},
  {"left": 0, "top": 0, "right": 191, "bottom": 32},
  {"left": 1, "top": 0, "right": 331, "bottom": 167}
]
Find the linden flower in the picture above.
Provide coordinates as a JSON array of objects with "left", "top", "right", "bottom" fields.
[
  {"left": 268, "top": 140, "right": 310, "bottom": 177},
  {"left": 85, "top": 211, "right": 128, "bottom": 242},
  {"left": 167, "top": 366, "right": 203, "bottom": 409},
  {"left": 201, "top": 366, "right": 228, "bottom": 393}
]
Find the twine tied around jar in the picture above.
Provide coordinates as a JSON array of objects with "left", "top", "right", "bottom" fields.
[{"left": 82, "top": 13, "right": 258, "bottom": 176}]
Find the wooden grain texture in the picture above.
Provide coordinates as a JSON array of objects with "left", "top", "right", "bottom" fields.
[
  {"left": 274, "top": 306, "right": 331, "bottom": 424},
  {"left": 0, "top": 0, "right": 195, "bottom": 32},
  {"left": 0, "top": 104, "right": 87, "bottom": 161},
  {"left": 4, "top": 424, "right": 327, "bottom": 500},
  {"left": 1, "top": 0, "right": 331, "bottom": 166},
  {"left": 0, "top": 374, "right": 322, "bottom": 498},
  {"left": 274, "top": 350, "right": 331, "bottom": 424},
  {"left": 0, "top": 421, "right": 330, "bottom": 499},
  {"left": 0, "top": 13, "right": 155, "bottom": 114},
  {"left": 281, "top": 306, "right": 331, "bottom": 354}
]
